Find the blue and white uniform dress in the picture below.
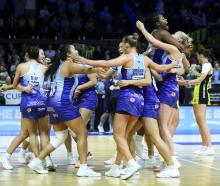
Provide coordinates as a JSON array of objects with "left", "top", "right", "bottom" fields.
[
  {"left": 47, "top": 62, "right": 80, "bottom": 124},
  {"left": 73, "top": 65, "right": 98, "bottom": 111},
  {"left": 20, "top": 63, "right": 47, "bottom": 120},
  {"left": 141, "top": 77, "right": 160, "bottom": 119},
  {"left": 149, "top": 49, "right": 179, "bottom": 109},
  {"left": 116, "top": 54, "right": 146, "bottom": 117}
]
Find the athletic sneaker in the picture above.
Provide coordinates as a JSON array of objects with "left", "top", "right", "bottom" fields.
[
  {"left": 25, "top": 152, "right": 35, "bottom": 163},
  {"left": 172, "top": 156, "right": 181, "bottom": 169},
  {"left": 98, "top": 125, "right": 104, "bottom": 133},
  {"left": 105, "top": 164, "right": 120, "bottom": 178},
  {"left": 138, "top": 156, "right": 157, "bottom": 168},
  {"left": 104, "top": 154, "right": 116, "bottom": 165},
  {"left": 28, "top": 159, "right": 48, "bottom": 174},
  {"left": 45, "top": 156, "right": 56, "bottom": 171},
  {"left": 194, "top": 146, "right": 215, "bottom": 156},
  {"left": 18, "top": 149, "right": 27, "bottom": 164},
  {"left": 156, "top": 166, "right": 180, "bottom": 178},
  {"left": 121, "top": 161, "right": 141, "bottom": 180},
  {"left": 0, "top": 156, "right": 13, "bottom": 170},
  {"left": 77, "top": 166, "right": 101, "bottom": 177}
]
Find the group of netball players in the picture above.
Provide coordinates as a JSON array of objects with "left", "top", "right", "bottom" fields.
[{"left": 0, "top": 13, "right": 215, "bottom": 180}]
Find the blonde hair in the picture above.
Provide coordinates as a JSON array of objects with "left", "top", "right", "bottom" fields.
[{"left": 173, "top": 31, "right": 193, "bottom": 47}]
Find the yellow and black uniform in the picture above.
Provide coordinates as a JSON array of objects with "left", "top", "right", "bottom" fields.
[{"left": 192, "top": 63, "right": 212, "bottom": 105}]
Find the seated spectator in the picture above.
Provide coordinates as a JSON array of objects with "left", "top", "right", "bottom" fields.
[
  {"left": 45, "top": 45, "right": 56, "bottom": 59},
  {"left": 99, "top": 6, "right": 113, "bottom": 23},
  {"left": 212, "top": 62, "right": 220, "bottom": 85},
  {"left": 0, "top": 65, "right": 9, "bottom": 85}
]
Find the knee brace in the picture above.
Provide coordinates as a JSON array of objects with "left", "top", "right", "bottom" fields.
[{"left": 50, "top": 129, "right": 68, "bottom": 149}]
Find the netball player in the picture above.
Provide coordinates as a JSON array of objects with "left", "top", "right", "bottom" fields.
[
  {"left": 184, "top": 49, "right": 214, "bottom": 155},
  {"left": 28, "top": 44, "right": 103, "bottom": 176},
  {"left": 76, "top": 33, "right": 178, "bottom": 179},
  {"left": 0, "top": 46, "right": 48, "bottom": 170}
]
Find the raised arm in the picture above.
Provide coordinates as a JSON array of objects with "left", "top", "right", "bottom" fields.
[
  {"left": 136, "top": 20, "right": 179, "bottom": 55},
  {"left": 76, "top": 54, "right": 130, "bottom": 68},
  {"left": 159, "top": 30, "right": 185, "bottom": 52}
]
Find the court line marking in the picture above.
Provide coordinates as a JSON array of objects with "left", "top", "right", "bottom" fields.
[{"left": 178, "top": 157, "right": 220, "bottom": 171}]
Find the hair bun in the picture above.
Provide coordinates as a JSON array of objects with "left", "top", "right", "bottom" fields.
[{"left": 132, "top": 33, "right": 139, "bottom": 40}]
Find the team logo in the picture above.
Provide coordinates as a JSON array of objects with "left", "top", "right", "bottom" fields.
[
  {"left": 171, "top": 92, "right": 176, "bottom": 97},
  {"left": 130, "top": 98, "right": 135, "bottom": 103},
  {"left": 27, "top": 108, "right": 32, "bottom": 113}
]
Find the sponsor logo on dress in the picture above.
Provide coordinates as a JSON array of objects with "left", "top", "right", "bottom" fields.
[
  {"left": 171, "top": 92, "right": 176, "bottom": 97},
  {"left": 130, "top": 98, "right": 135, "bottom": 102},
  {"left": 27, "top": 108, "right": 31, "bottom": 113}
]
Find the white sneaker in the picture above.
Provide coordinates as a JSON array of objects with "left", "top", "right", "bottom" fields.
[
  {"left": 25, "top": 152, "right": 35, "bottom": 163},
  {"left": 194, "top": 146, "right": 215, "bottom": 156},
  {"left": 156, "top": 166, "right": 180, "bottom": 178},
  {"left": 45, "top": 156, "right": 56, "bottom": 171},
  {"left": 121, "top": 161, "right": 141, "bottom": 180},
  {"left": 138, "top": 156, "right": 157, "bottom": 168},
  {"left": 104, "top": 154, "right": 116, "bottom": 165},
  {"left": 98, "top": 125, "right": 104, "bottom": 133},
  {"left": 67, "top": 155, "right": 77, "bottom": 165},
  {"left": 0, "top": 156, "right": 13, "bottom": 170},
  {"left": 105, "top": 165, "right": 120, "bottom": 177},
  {"left": 120, "top": 168, "right": 126, "bottom": 175},
  {"left": 18, "top": 150, "right": 27, "bottom": 164},
  {"left": 77, "top": 166, "right": 101, "bottom": 177},
  {"left": 28, "top": 159, "right": 48, "bottom": 174},
  {"left": 172, "top": 156, "right": 181, "bottom": 169}
]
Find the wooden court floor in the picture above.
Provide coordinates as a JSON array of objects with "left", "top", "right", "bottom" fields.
[{"left": 0, "top": 136, "right": 220, "bottom": 186}]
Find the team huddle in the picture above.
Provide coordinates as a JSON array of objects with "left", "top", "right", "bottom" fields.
[{"left": 0, "top": 14, "right": 214, "bottom": 180}]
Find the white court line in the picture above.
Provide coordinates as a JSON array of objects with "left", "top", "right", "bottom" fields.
[{"left": 178, "top": 157, "right": 220, "bottom": 171}]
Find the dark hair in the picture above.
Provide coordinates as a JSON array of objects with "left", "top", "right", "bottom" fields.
[
  {"left": 122, "top": 33, "right": 139, "bottom": 48},
  {"left": 197, "top": 48, "right": 214, "bottom": 65},
  {"left": 26, "top": 46, "right": 40, "bottom": 59},
  {"left": 136, "top": 29, "right": 149, "bottom": 54},
  {"left": 143, "top": 13, "right": 160, "bottom": 33},
  {"left": 45, "top": 44, "right": 71, "bottom": 81},
  {"left": 197, "top": 48, "right": 211, "bottom": 58}
]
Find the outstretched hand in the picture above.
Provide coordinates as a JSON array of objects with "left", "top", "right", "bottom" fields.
[
  {"left": 136, "top": 20, "right": 145, "bottom": 30},
  {"left": 94, "top": 67, "right": 106, "bottom": 78},
  {"left": 74, "top": 56, "right": 86, "bottom": 64}
]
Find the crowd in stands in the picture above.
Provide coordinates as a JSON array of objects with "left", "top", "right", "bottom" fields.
[{"left": 0, "top": 0, "right": 219, "bottom": 39}]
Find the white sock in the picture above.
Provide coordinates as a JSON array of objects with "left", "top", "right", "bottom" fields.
[
  {"left": 136, "top": 135, "right": 144, "bottom": 142},
  {"left": 35, "top": 158, "right": 42, "bottom": 164},
  {"left": 67, "top": 152, "right": 73, "bottom": 157},
  {"left": 98, "top": 122, "right": 104, "bottom": 127},
  {"left": 128, "top": 159, "right": 136, "bottom": 167},
  {"left": 4, "top": 152, "right": 11, "bottom": 159},
  {"left": 80, "top": 164, "right": 87, "bottom": 169},
  {"left": 112, "top": 164, "right": 120, "bottom": 169}
]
